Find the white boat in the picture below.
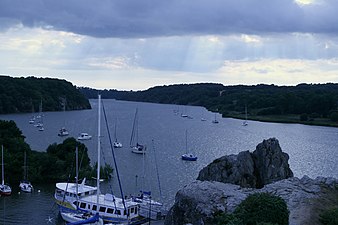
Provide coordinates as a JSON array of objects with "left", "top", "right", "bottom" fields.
[
  {"left": 78, "top": 133, "right": 92, "bottom": 140},
  {"left": 113, "top": 118, "right": 122, "bottom": 148},
  {"left": 56, "top": 95, "right": 144, "bottom": 224},
  {"left": 58, "top": 127, "right": 69, "bottom": 136},
  {"left": 133, "top": 192, "right": 164, "bottom": 220},
  {"left": 38, "top": 125, "right": 44, "bottom": 131},
  {"left": 0, "top": 145, "right": 11, "bottom": 196},
  {"left": 60, "top": 212, "right": 103, "bottom": 225},
  {"left": 132, "top": 142, "right": 165, "bottom": 220},
  {"left": 58, "top": 98, "right": 70, "bottom": 137},
  {"left": 130, "top": 108, "right": 146, "bottom": 154},
  {"left": 181, "top": 130, "right": 197, "bottom": 161},
  {"left": 19, "top": 150, "right": 33, "bottom": 193}
]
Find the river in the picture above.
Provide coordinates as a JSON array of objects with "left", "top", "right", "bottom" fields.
[{"left": 0, "top": 99, "right": 337, "bottom": 224}]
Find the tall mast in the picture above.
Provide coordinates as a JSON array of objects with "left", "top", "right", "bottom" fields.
[
  {"left": 1, "top": 145, "right": 4, "bottom": 186},
  {"left": 96, "top": 94, "right": 101, "bottom": 213},
  {"left": 76, "top": 146, "right": 78, "bottom": 202}
]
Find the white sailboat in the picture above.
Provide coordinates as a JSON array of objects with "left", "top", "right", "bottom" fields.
[
  {"left": 133, "top": 141, "right": 164, "bottom": 220},
  {"left": 19, "top": 150, "right": 33, "bottom": 193},
  {"left": 58, "top": 98, "right": 69, "bottom": 137},
  {"left": 130, "top": 108, "right": 146, "bottom": 154},
  {"left": 181, "top": 130, "right": 197, "bottom": 161},
  {"left": 0, "top": 145, "right": 11, "bottom": 196},
  {"left": 113, "top": 118, "right": 122, "bottom": 148}
]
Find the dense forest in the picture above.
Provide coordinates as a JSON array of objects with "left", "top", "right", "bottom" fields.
[
  {"left": 0, "top": 75, "right": 91, "bottom": 114},
  {"left": 80, "top": 83, "right": 338, "bottom": 125},
  {"left": 0, "top": 120, "right": 112, "bottom": 185}
]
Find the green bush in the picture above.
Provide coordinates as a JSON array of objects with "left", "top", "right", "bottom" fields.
[
  {"left": 319, "top": 208, "right": 338, "bottom": 225},
  {"left": 234, "top": 192, "right": 289, "bottom": 225}
]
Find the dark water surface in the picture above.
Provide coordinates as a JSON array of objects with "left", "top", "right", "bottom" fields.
[{"left": 0, "top": 99, "right": 337, "bottom": 224}]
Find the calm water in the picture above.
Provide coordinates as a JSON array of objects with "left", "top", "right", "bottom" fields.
[{"left": 0, "top": 99, "right": 337, "bottom": 224}]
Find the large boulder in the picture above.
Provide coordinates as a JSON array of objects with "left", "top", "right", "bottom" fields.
[
  {"left": 197, "top": 138, "right": 293, "bottom": 188},
  {"left": 165, "top": 176, "right": 338, "bottom": 225}
]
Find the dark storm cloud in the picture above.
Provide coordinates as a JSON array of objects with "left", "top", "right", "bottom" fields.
[{"left": 0, "top": 0, "right": 337, "bottom": 38}]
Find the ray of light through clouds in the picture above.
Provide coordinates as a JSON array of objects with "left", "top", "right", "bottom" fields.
[{"left": 0, "top": 0, "right": 338, "bottom": 90}]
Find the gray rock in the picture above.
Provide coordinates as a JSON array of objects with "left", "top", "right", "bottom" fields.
[
  {"left": 197, "top": 138, "right": 293, "bottom": 188},
  {"left": 165, "top": 176, "right": 338, "bottom": 225}
]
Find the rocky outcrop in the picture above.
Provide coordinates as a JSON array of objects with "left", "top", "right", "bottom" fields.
[
  {"left": 165, "top": 138, "right": 337, "bottom": 225},
  {"left": 197, "top": 138, "right": 293, "bottom": 188},
  {"left": 165, "top": 176, "right": 338, "bottom": 225}
]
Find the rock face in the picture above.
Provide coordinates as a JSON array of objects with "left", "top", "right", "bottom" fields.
[
  {"left": 165, "top": 176, "right": 338, "bottom": 225},
  {"left": 197, "top": 138, "right": 293, "bottom": 188},
  {"left": 165, "top": 138, "right": 337, "bottom": 225}
]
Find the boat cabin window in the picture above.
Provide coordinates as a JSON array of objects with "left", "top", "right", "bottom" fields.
[
  {"left": 107, "top": 208, "right": 114, "bottom": 214},
  {"left": 80, "top": 202, "right": 86, "bottom": 209},
  {"left": 115, "top": 210, "right": 121, "bottom": 215},
  {"left": 124, "top": 210, "right": 127, "bottom": 215},
  {"left": 92, "top": 205, "right": 97, "bottom": 211},
  {"left": 99, "top": 206, "right": 106, "bottom": 213},
  {"left": 131, "top": 208, "right": 134, "bottom": 214},
  {"left": 135, "top": 207, "right": 138, "bottom": 214},
  {"left": 87, "top": 204, "right": 91, "bottom": 209}
]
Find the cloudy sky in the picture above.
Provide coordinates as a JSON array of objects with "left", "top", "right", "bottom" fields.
[{"left": 1, "top": 0, "right": 338, "bottom": 90}]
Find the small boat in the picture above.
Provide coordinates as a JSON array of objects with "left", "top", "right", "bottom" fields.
[
  {"left": 181, "top": 153, "right": 198, "bottom": 161},
  {"left": 0, "top": 145, "right": 11, "bottom": 196},
  {"left": 113, "top": 118, "right": 122, "bottom": 148},
  {"left": 60, "top": 212, "right": 103, "bottom": 225},
  {"left": 19, "top": 150, "right": 33, "bottom": 193},
  {"left": 19, "top": 180, "right": 33, "bottom": 193},
  {"left": 212, "top": 112, "right": 219, "bottom": 124},
  {"left": 29, "top": 117, "right": 35, "bottom": 124},
  {"left": 181, "top": 130, "right": 197, "bottom": 161},
  {"left": 113, "top": 142, "right": 122, "bottom": 148},
  {"left": 133, "top": 191, "right": 164, "bottom": 220},
  {"left": 58, "top": 127, "right": 69, "bottom": 136},
  {"left": 77, "top": 133, "right": 92, "bottom": 140},
  {"left": 130, "top": 108, "right": 146, "bottom": 154},
  {"left": 131, "top": 143, "right": 146, "bottom": 154},
  {"left": 38, "top": 125, "right": 44, "bottom": 131}
]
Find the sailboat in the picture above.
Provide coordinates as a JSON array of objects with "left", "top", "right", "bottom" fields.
[
  {"left": 56, "top": 95, "right": 141, "bottom": 224},
  {"left": 212, "top": 112, "right": 219, "bottom": 124},
  {"left": 130, "top": 108, "right": 146, "bottom": 154},
  {"left": 242, "top": 105, "right": 248, "bottom": 126},
  {"left": 0, "top": 145, "right": 11, "bottom": 196},
  {"left": 58, "top": 98, "right": 69, "bottom": 137},
  {"left": 19, "top": 150, "right": 33, "bottom": 193},
  {"left": 133, "top": 140, "right": 164, "bottom": 220},
  {"left": 35, "top": 98, "right": 44, "bottom": 131},
  {"left": 113, "top": 118, "right": 122, "bottom": 148},
  {"left": 181, "top": 130, "right": 197, "bottom": 161}
]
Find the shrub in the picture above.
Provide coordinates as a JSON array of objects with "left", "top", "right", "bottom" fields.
[
  {"left": 319, "top": 208, "right": 338, "bottom": 225},
  {"left": 234, "top": 192, "right": 289, "bottom": 225}
]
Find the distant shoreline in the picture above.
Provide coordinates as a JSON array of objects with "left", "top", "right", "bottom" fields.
[{"left": 227, "top": 114, "right": 338, "bottom": 128}]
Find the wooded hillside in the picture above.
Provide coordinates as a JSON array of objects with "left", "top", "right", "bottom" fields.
[
  {"left": 0, "top": 76, "right": 91, "bottom": 114},
  {"left": 80, "top": 83, "right": 338, "bottom": 125}
]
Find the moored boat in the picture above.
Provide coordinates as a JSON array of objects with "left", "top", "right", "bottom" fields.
[{"left": 0, "top": 145, "right": 11, "bottom": 196}]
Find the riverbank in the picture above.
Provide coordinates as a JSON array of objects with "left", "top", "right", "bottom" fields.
[{"left": 227, "top": 113, "right": 338, "bottom": 127}]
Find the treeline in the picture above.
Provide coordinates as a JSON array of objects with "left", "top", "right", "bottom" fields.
[
  {"left": 0, "top": 120, "right": 112, "bottom": 185},
  {"left": 0, "top": 75, "right": 91, "bottom": 114},
  {"left": 80, "top": 83, "right": 338, "bottom": 122}
]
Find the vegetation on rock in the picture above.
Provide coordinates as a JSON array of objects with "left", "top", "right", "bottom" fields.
[{"left": 215, "top": 192, "right": 289, "bottom": 225}]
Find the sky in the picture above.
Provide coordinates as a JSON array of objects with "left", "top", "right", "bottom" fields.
[{"left": 1, "top": 0, "right": 338, "bottom": 90}]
